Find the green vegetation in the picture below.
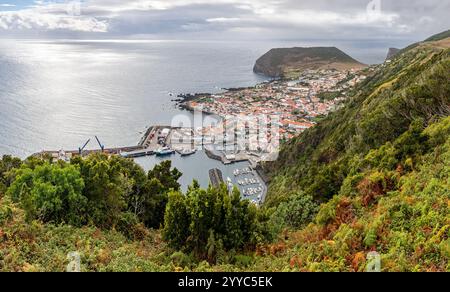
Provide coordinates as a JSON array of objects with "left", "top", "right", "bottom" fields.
[
  {"left": 8, "top": 162, "right": 86, "bottom": 226},
  {"left": 264, "top": 40, "right": 450, "bottom": 207},
  {"left": 0, "top": 32, "right": 449, "bottom": 272},
  {"left": 252, "top": 116, "right": 449, "bottom": 272},
  {"left": 4, "top": 154, "right": 180, "bottom": 233},
  {"left": 0, "top": 155, "right": 21, "bottom": 194},
  {"left": 163, "top": 185, "right": 272, "bottom": 263},
  {"left": 270, "top": 193, "right": 318, "bottom": 231},
  {"left": 317, "top": 91, "right": 341, "bottom": 101},
  {"left": 0, "top": 155, "right": 273, "bottom": 271},
  {"left": 425, "top": 29, "right": 450, "bottom": 42}
]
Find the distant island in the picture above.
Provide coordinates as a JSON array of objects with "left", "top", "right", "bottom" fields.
[{"left": 253, "top": 47, "right": 366, "bottom": 78}]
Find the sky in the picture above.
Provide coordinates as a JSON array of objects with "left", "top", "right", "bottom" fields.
[{"left": 0, "top": 0, "right": 449, "bottom": 44}]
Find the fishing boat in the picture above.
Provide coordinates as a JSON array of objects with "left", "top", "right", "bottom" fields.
[{"left": 156, "top": 147, "right": 175, "bottom": 156}]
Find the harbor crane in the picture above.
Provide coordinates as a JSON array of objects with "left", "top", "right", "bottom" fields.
[
  {"left": 95, "top": 136, "right": 105, "bottom": 152},
  {"left": 79, "top": 139, "right": 91, "bottom": 156}
]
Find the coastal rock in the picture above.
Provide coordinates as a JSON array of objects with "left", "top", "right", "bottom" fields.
[{"left": 385, "top": 48, "right": 400, "bottom": 61}]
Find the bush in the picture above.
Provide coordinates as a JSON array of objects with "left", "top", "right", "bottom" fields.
[
  {"left": 233, "top": 255, "right": 254, "bottom": 267},
  {"left": 0, "top": 155, "right": 22, "bottom": 194},
  {"left": 270, "top": 192, "right": 319, "bottom": 232},
  {"left": 0, "top": 198, "right": 14, "bottom": 225},
  {"left": 163, "top": 185, "right": 265, "bottom": 261},
  {"left": 170, "top": 251, "right": 195, "bottom": 269},
  {"left": 72, "top": 154, "right": 177, "bottom": 229},
  {"left": 116, "top": 212, "right": 140, "bottom": 239},
  {"left": 7, "top": 163, "right": 87, "bottom": 226}
]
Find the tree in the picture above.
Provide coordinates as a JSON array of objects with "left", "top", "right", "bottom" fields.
[
  {"left": 138, "top": 161, "right": 183, "bottom": 228},
  {"left": 223, "top": 188, "right": 246, "bottom": 250},
  {"left": 0, "top": 155, "right": 22, "bottom": 194},
  {"left": 163, "top": 191, "right": 190, "bottom": 250},
  {"left": 71, "top": 154, "right": 183, "bottom": 230},
  {"left": 148, "top": 160, "right": 182, "bottom": 192},
  {"left": 139, "top": 178, "right": 167, "bottom": 228},
  {"left": 7, "top": 162, "right": 87, "bottom": 226},
  {"left": 71, "top": 154, "right": 127, "bottom": 228},
  {"left": 124, "top": 160, "right": 182, "bottom": 229},
  {"left": 163, "top": 183, "right": 264, "bottom": 261},
  {"left": 271, "top": 192, "right": 319, "bottom": 231}
]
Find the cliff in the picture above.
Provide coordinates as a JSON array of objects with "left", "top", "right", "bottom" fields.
[{"left": 253, "top": 47, "right": 366, "bottom": 78}]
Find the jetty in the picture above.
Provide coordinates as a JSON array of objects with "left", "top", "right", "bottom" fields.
[
  {"left": 34, "top": 123, "right": 268, "bottom": 204},
  {"left": 34, "top": 125, "right": 172, "bottom": 159},
  {"left": 209, "top": 168, "right": 224, "bottom": 188}
]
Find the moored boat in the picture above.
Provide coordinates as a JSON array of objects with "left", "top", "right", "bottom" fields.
[
  {"left": 180, "top": 149, "right": 197, "bottom": 156},
  {"left": 156, "top": 147, "right": 175, "bottom": 156}
]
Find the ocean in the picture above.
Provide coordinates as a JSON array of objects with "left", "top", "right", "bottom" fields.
[{"left": 0, "top": 39, "right": 388, "bottom": 189}]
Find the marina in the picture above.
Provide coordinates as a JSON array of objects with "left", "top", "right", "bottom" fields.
[
  {"left": 232, "top": 166, "right": 266, "bottom": 205},
  {"left": 35, "top": 125, "right": 268, "bottom": 203}
]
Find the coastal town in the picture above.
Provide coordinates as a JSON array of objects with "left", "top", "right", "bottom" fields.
[
  {"left": 182, "top": 69, "right": 368, "bottom": 140},
  {"left": 37, "top": 68, "right": 368, "bottom": 206}
]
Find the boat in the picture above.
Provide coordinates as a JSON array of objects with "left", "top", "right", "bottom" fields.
[
  {"left": 180, "top": 149, "right": 197, "bottom": 156},
  {"left": 155, "top": 147, "right": 175, "bottom": 156}
]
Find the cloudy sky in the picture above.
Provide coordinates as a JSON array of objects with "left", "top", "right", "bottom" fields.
[{"left": 0, "top": 0, "right": 449, "bottom": 43}]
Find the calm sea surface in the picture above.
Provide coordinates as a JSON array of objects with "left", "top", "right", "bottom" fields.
[{"left": 0, "top": 39, "right": 387, "bottom": 188}]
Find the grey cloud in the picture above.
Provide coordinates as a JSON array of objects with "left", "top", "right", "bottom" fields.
[{"left": 0, "top": 0, "right": 448, "bottom": 44}]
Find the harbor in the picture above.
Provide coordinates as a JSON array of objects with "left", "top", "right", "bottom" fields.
[
  {"left": 232, "top": 166, "right": 267, "bottom": 205},
  {"left": 35, "top": 125, "right": 268, "bottom": 203}
]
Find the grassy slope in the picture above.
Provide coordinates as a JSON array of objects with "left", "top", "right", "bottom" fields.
[
  {"left": 263, "top": 39, "right": 450, "bottom": 207},
  {"left": 425, "top": 29, "right": 450, "bottom": 42},
  {"left": 246, "top": 117, "right": 449, "bottom": 272},
  {"left": 1, "top": 117, "right": 448, "bottom": 272},
  {"left": 397, "top": 29, "right": 450, "bottom": 57},
  {"left": 0, "top": 198, "right": 172, "bottom": 272},
  {"left": 1, "top": 33, "right": 449, "bottom": 273}
]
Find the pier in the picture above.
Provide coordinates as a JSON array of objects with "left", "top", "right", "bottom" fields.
[
  {"left": 36, "top": 145, "right": 144, "bottom": 161},
  {"left": 35, "top": 124, "right": 268, "bottom": 204},
  {"left": 35, "top": 125, "right": 172, "bottom": 159},
  {"left": 209, "top": 168, "right": 224, "bottom": 188}
]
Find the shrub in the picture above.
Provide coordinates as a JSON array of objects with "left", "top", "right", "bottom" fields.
[
  {"left": 7, "top": 163, "right": 87, "bottom": 226},
  {"left": 170, "top": 251, "right": 195, "bottom": 269},
  {"left": 163, "top": 185, "right": 265, "bottom": 261},
  {"left": 233, "top": 255, "right": 254, "bottom": 267},
  {"left": 271, "top": 192, "right": 319, "bottom": 232}
]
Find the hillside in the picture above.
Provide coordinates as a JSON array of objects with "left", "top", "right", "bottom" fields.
[
  {"left": 425, "top": 29, "right": 450, "bottom": 42},
  {"left": 0, "top": 32, "right": 449, "bottom": 273},
  {"left": 263, "top": 36, "right": 450, "bottom": 206},
  {"left": 397, "top": 29, "right": 450, "bottom": 57},
  {"left": 258, "top": 35, "right": 450, "bottom": 270},
  {"left": 1, "top": 113, "right": 449, "bottom": 272},
  {"left": 253, "top": 47, "right": 366, "bottom": 78}
]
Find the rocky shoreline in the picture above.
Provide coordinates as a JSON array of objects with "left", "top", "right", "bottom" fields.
[{"left": 174, "top": 82, "right": 276, "bottom": 112}]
